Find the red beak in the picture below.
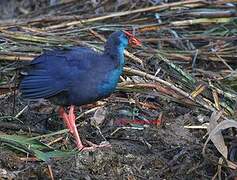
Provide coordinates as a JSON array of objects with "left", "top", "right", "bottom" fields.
[{"left": 123, "top": 30, "right": 142, "bottom": 47}]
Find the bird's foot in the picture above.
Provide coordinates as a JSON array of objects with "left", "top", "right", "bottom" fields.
[{"left": 79, "top": 140, "right": 112, "bottom": 152}]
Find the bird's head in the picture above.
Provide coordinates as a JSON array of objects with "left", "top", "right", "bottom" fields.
[{"left": 106, "top": 30, "right": 141, "bottom": 50}]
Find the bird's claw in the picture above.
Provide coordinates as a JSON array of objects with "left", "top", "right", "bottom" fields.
[{"left": 79, "top": 140, "right": 112, "bottom": 152}]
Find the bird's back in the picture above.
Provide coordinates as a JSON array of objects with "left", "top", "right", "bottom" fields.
[{"left": 20, "top": 47, "right": 122, "bottom": 106}]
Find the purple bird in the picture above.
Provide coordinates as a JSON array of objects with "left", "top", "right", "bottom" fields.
[{"left": 20, "top": 31, "right": 141, "bottom": 151}]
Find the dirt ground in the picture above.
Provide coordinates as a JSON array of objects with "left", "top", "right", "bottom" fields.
[{"left": 0, "top": 94, "right": 216, "bottom": 179}]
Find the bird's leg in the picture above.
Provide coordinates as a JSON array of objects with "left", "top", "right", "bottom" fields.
[
  {"left": 67, "top": 105, "right": 84, "bottom": 150},
  {"left": 60, "top": 105, "right": 111, "bottom": 151},
  {"left": 68, "top": 106, "right": 111, "bottom": 151},
  {"left": 58, "top": 107, "right": 73, "bottom": 134}
]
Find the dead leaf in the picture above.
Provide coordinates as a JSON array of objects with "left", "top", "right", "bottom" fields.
[
  {"left": 91, "top": 106, "right": 107, "bottom": 126},
  {"left": 208, "top": 111, "right": 227, "bottom": 158},
  {"left": 203, "top": 112, "right": 237, "bottom": 169}
]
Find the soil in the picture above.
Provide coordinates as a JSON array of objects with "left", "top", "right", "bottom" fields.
[{"left": 0, "top": 95, "right": 216, "bottom": 179}]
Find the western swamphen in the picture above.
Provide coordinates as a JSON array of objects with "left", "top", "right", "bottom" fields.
[{"left": 19, "top": 31, "right": 141, "bottom": 151}]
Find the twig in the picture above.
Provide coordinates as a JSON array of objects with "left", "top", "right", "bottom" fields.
[
  {"left": 124, "top": 67, "right": 216, "bottom": 112},
  {"left": 15, "top": 105, "right": 28, "bottom": 118},
  {"left": 44, "top": 0, "right": 205, "bottom": 30},
  {"left": 48, "top": 165, "right": 55, "bottom": 180}
]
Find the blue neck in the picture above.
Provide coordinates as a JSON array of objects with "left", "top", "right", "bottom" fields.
[
  {"left": 98, "top": 43, "right": 126, "bottom": 97},
  {"left": 116, "top": 46, "right": 125, "bottom": 66},
  {"left": 104, "top": 43, "right": 126, "bottom": 67}
]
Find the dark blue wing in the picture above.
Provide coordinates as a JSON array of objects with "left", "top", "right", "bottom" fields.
[
  {"left": 20, "top": 70, "right": 65, "bottom": 99},
  {"left": 19, "top": 47, "right": 97, "bottom": 99}
]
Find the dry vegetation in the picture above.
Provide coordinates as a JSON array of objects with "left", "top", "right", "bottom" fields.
[{"left": 0, "top": 0, "right": 237, "bottom": 179}]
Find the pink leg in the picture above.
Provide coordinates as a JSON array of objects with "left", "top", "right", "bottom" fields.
[
  {"left": 67, "top": 105, "right": 84, "bottom": 150},
  {"left": 59, "top": 107, "right": 73, "bottom": 134},
  {"left": 59, "top": 105, "right": 111, "bottom": 151}
]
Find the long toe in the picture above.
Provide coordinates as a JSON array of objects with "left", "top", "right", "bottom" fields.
[{"left": 80, "top": 140, "right": 112, "bottom": 152}]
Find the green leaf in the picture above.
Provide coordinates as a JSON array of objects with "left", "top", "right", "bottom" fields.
[{"left": 0, "top": 134, "right": 76, "bottom": 162}]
